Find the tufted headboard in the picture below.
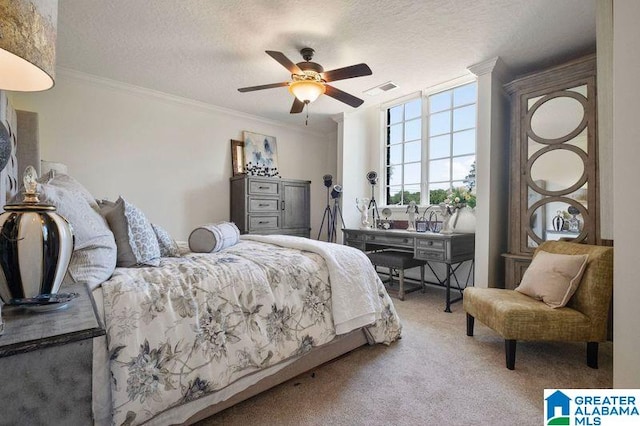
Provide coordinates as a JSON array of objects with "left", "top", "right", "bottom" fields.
[{"left": 0, "top": 91, "right": 18, "bottom": 210}]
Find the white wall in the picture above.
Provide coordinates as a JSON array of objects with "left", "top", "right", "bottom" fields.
[
  {"left": 337, "top": 106, "right": 379, "bottom": 232},
  {"left": 9, "top": 69, "right": 336, "bottom": 240},
  {"left": 469, "top": 58, "right": 510, "bottom": 288},
  {"left": 612, "top": 0, "right": 640, "bottom": 388}
]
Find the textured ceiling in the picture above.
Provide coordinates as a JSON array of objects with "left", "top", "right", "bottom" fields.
[{"left": 56, "top": 0, "right": 596, "bottom": 134}]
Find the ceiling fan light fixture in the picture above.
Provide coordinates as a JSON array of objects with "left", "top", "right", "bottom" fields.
[{"left": 288, "top": 79, "right": 326, "bottom": 103}]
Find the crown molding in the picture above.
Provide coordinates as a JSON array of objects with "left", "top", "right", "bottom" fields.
[
  {"left": 468, "top": 57, "right": 510, "bottom": 82},
  {"left": 56, "top": 67, "right": 331, "bottom": 139}
]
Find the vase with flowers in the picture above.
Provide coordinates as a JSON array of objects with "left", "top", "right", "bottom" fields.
[{"left": 439, "top": 187, "right": 476, "bottom": 234}]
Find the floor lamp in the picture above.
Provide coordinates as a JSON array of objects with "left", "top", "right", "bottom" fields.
[
  {"left": 329, "top": 185, "right": 345, "bottom": 243},
  {"left": 367, "top": 171, "right": 381, "bottom": 228},
  {"left": 318, "top": 174, "right": 334, "bottom": 241}
]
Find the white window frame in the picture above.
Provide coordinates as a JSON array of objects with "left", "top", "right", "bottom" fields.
[{"left": 379, "top": 75, "right": 478, "bottom": 209}]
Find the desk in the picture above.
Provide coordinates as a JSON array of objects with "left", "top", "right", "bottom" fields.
[{"left": 343, "top": 228, "right": 475, "bottom": 311}]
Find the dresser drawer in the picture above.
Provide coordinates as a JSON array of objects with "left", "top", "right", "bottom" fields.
[
  {"left": 248, "top": 198, "right": 279, "bottom": 212},
  {"left": 249, "top": 215, "right": 280, "bottom": 230},
  {"left": 248, "top": 180, "right": 279, "bottom": 195},
  {"left": 365, "top": 233, "right": 413, "bottom": 248},
  {"left": 415, "top": 249, "right": 445, "bottom": 261},
  {"left": 416, "top": 239, "right": 445, "bottom": 250}
]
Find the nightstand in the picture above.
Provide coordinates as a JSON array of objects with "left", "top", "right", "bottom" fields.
[{"left": 0, "top": 284, "right": 105, "bottom": 425}]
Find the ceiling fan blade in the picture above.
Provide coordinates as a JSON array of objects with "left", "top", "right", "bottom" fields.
[
  {"left": 238, "top": 82, "right": 289, "bottom": 92},
  {"left": 322, "top": 63, "right": 372, "bottom": 82},
  {"left": 266, "top": 50, "right": 303, "bottom": 74},
  {"left": 290, "top": 98, "right": 305, "bottom": 114},
  {"left": 325, "top": 85, "right": 365, "bottom": 108}
]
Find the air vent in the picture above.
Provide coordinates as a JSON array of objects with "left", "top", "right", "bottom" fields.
[{"left": 363, "top": 81, "right": 399, "bottom": 96}]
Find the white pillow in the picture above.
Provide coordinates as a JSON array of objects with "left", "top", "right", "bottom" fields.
[
  {"left": 19, "top": 173, "right": 118, "bottom": 288},
  {"left": 515, "top": 250, "right": 588, "bottom": 308},
  {"left": 188, "top": 222, "right": 240, "bottom": 253}
]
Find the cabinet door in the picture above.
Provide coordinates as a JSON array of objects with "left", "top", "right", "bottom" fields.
[{"left": 281, "top": 181, "right": 309, "bottom": 230}]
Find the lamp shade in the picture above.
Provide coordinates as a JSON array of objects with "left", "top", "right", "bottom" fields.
[
  {"left": 0, "top": 0, "right": 58, "bottom": 91},
  {"left": 288, "top": 80, "right": 326, "bottom": 103}
]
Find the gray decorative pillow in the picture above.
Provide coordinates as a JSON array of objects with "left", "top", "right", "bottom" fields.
[
  {"left": 188, "top": 222, "right": 240, "bottom": 253},
  {"left": 100, "top": 197, "right": 160, "bottom": 267},
  {"left": 151, "top": 223, "right": 180, "bottom": 257},
  {"left": 14, "top": 173, "right": 118, "bottom": 289}
]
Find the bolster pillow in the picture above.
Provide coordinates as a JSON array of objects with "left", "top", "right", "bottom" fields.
[{"left": 188, "top": 221, "right": 240, "bottom": 253}]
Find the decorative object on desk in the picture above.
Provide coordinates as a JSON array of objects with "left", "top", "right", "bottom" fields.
[
  {"left": 439, "top": 203, "right": 454, "bottom": 234},
  {"left": 420, "top": 205, "right": 442, "bottom": 233},
  {"left": 366, "top": 171, "right": 381, "bottom": 227},
  {"left": 243, "top": 131, "right": 280, "bottom": 177},
  {"left": 451, "top": 206, "right": 476, "bottom": 233},
  {"left": 442, "top": 187, "right": 477, "bottom": 233},
  {"left": 444, "top": 186, "right": 476, "bottom": 211},
  {"left": 567, "top": 205, "right": 581, "bottom": 233},
  {"left": 406, "top": 200, "right": 418, "bottom": 231},
  {"left": 0, "top": 0, "right": 58, "bottom": 92},
  {"left": 0, "top": 166, "right": 74, "bottom": 304},
  {"left": 355, "top": 197, "right": 371, "bottom": 229},
  {"left": 230, "top": 139, "right": 245, "bottom": 176},
  {"left": 552, "top": 210, "right": 565, "bottom": 232},
  {"left": 379, "top": 207, "right": 392, "bottom": 230}
]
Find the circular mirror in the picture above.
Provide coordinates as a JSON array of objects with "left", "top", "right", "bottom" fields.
[
  {"left": 530, "top": 149, "right": 585, "bottom": 191},
  {"left": 527, "top": 199, "right": 587, "bottom": 246},
  {"left": 530, "top": 95, "right": 585, "bottom": 140}
]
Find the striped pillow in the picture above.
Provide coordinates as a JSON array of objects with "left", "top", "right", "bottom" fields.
[{"left": 188, "top": 222, "right": 240, "bottom": 253}]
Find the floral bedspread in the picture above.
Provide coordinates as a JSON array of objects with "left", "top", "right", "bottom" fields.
[{"left": 101, "top": 240, "right": 401, "bottom": 425}]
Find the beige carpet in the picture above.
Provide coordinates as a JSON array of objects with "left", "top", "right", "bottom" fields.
[{"left": 196, "top": 285, "right": 612, "bottom": 426}]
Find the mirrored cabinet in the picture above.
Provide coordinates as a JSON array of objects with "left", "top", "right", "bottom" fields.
[{"left": 503, "top": 55, "right": 598, "bottom": 289}]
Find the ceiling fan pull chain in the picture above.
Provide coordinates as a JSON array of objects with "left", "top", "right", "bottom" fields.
[{"left": 305, "top": 102, "right": 309, "bottom": 126}]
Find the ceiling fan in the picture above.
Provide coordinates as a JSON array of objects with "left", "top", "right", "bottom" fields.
[{"left": 238, "top": 48, "right": 372, "bottom": 115}]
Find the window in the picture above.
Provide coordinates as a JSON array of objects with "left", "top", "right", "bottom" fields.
[
  {"left": 385, "top": 98, "right": 422, "bottom": 205},
  {"left": 384, "top": 81, "right": 477, "bottom": 206}
]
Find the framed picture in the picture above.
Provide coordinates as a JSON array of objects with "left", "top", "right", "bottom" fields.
[
  {"left": 230, "top": 139, "right": 245, "bottom": 176},
  {"left": 243, "top": 131, "right": 280, "bottom": 177}
]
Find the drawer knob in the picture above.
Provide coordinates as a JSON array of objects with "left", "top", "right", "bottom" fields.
[
  {"left": 258, "top": 203, "right": 268, "bottom": 207},
  {"left": 258, "top": 221, "right": 268, "bottom": 224},
  {"left": 258, "top": 186, "right": 268, "bottom": 189},
  {"left": 428, "top": 241, "right": 433, "bottom": 246},
  {"left": 403, "top": 238, "right": 408, "bottom": 243}
]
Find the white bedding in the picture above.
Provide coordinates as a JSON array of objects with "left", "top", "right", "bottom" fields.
[
  {"left": 94, "top": 238, "right": 401, "bottom": 425},
  {"left": 242, "top": 234, "right": 386, "bottom": 335}
]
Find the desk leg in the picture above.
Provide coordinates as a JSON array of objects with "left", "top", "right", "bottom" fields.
[{"left": 445, "top": 264, "right": 452, "bottom": 313}]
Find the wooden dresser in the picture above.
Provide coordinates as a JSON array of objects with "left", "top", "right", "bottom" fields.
[{"left": 230, "top": 176, "right": 311, "bottom": 238}]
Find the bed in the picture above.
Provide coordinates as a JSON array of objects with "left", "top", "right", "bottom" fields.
[
  {"left": 0, "top": 104, "right": 401, "bottom": 425},
  {"left": 91, "top": 235, "right": 401, "bottom": 425}
]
